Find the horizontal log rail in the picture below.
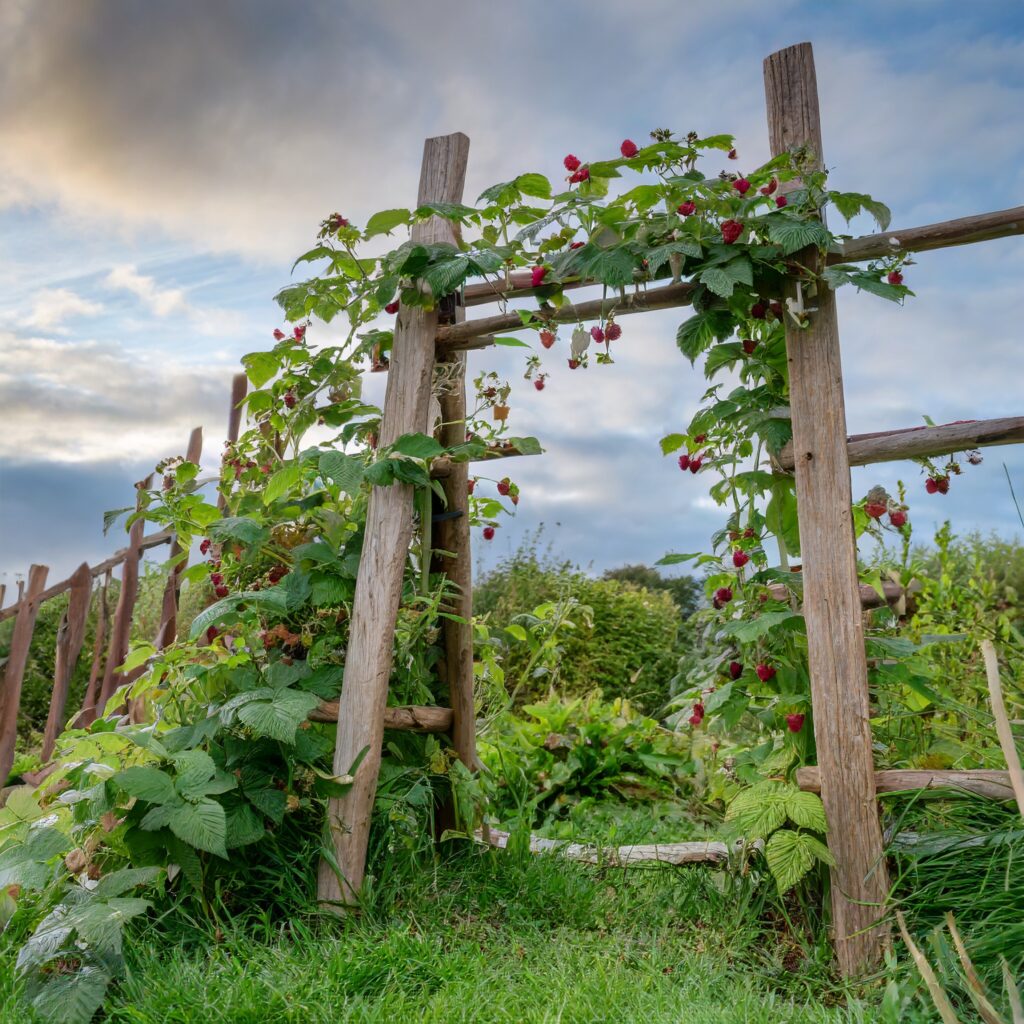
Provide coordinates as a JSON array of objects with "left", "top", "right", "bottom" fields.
[
  {"left": 776, "top": 416, "right": 1024, "bottom": 472},
  {"left": 310, "top": 701, "right": 453, "bottom": 733},
  {"left": 430, "top": 444, "right": 539, "bottom": 479},
  {"left": 768, "top": 578, "right": 915, "bottom": 610},
  {"left": 437, "top": 280, "right": 697, "bottom": 352},
  {"left": 796, "top": 767, "right": 1015, "bottom": 802},
  {"left": 0, "top": 530, "right": 174, "bottom": 623},
  {"left": 458, "top": 206, "right": 1024, "bottom": 308}
]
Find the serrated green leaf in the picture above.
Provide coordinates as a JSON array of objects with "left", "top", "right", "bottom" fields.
[
  {"left": 700, "top": 267, "right": 735, "bottom": 298},
  {"left": 720, "top": 610, "right": 802, "bottom": 643},
  {"left": 113, "top": 767, "right": 176, "bottom": 806},
  {"left": 263, "top": 463, "right": 304, "bottom": 505},
  {"left": 92, "top": 867, "right": 161, "bottom": 899},
  {"left": 391, "top": 433, "right": 445, "bottom": 460},
  {"left": 208, "top": 516, "right": 268, "bottom": 545},
  {"left": 660, "top": 433, "right": 686, "bottom": 455},
  {"left": 171, "top": 750, "right": 216, "bottom": 794},
  {"left": 237, "top": 689, "right": 320, "bottom": 744},
  {"left": 784, "top": 790, "right": 828, "bottom": 832},
  {"left": 765, "top": 829, "right": 833, "bottom": 894},
  {"left": 26, "top": 963, "right": 110, "bottom": 1024},
  {"left": 225, "top": 803, "right": 266, "bottom": 849},
  {"left": 168, "top": 799, "right": 227, "bottom": 859},
  {"left": 726, "top": 782, "right": 789, "bottom": 840},
  {"left": 242, "top": 351, "right": 281, "bottom": 388},
  {"left": 765, "top": 217, "right": 833, "bottom": 255},
  {"left": 246, "top": 787, "right": 287, "bottom": 824},
  {"left": 514, "top": 173, "right": 551, "bottom": 199},
  {"left": 364, "top": 208, "right": 411, "bottom": 238},
  {"left": 675, "top": 309, "right": 735, "bottom": 362},
  {"left": 318, "top": 451, "right": 365, "bottom": 494},
  {"left": 492, "top": 335, "right": 532, "bottom": 348}
]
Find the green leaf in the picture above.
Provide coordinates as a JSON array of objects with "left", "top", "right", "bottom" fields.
[
  {"left": 242, "top": 351, "right": 281, "bottom": 388},
  {"left": 765, "top": 216, "right": 833, "bottom": 255},
  {"left": 783, "top": 790, "right": 829, "bottom": 833},
  {"left": 319, "top": 451, "right": 365, "bottom": 494},
  {"left": 26, "top": 964, "right": 110, "bottom": 1024},
  {"left": 660, "top": 433, "right": 686, "bottom": 455},
  {"left": 208, "top": 516, "right": 268, "bottom": 546},
  {"left": 703, "top": 342, "right": 744, "bottom": 378},
  {"left": 699, "top": 267, "right": 735, "bottom": 298},
  {"left": 765, "top": 829, "right": 834, "bottom": 894},
  {"left": 726, "top": 782, "right": 789, "bottom": 840},
  {"left": 493, "top": 335, "right": 532, "bottom": 348},
  {"left": 364, "top": 208, "right": 411, "bottom": 238},
  {"left": 168, "top": 799, "right": 227, "bottom": 859},
  {"left": 263, "top": 463, "right": 304, "bottom": 505},
  {"left": 766, "top": 475, "right": 800, "bottom": 557},
  {"left": 656, "top": 552, "right": 702, "bottom": 566},
  {"left": 720, "top": 610, "right": 802, "bottom": 643},
  {"left": 514, "top": 173, "right": 551, "bottom": 199},
  {"left": 113, "top": 767, "right": 176, "bottom": 806},
  {"left": 225, "top": 803, "right": 266, "bottom": 848},
  {"left": 246, "top": 787, "right": 287, "bottom": 824},
  {"left": 849, "top": 272, "right": 909, "bottom": 302},
  {"left": 675, "top": 308, "right": 735, "bottom": 362},
  {"left": 391, "top": 433, "right": 445, "bottom": 460},
  {"left": 237, "top": 689, "right": 320, "bottom": 744},
  {"left": 171, "top": 750, "right": 216, "bottom": 794},
  {"left": 423, "top": 256, "right": 470, "bottom": 297},
  {"left": 92, "top": 866, "right": 162, "bottom": 899}
]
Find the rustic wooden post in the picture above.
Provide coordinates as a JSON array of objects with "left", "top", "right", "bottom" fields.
[
  {"left": 74, "top": 569, "right": 112, "bottom": 728},
  {"left": 764, "top": 42, "right": 889, "bottom": 976},
  {"left": 0, "top": 564, "right": 49, "bottom": 783},
  {"left": 40, "top": 562, "right": 92, "bottom": 760},
  {"left": 219, "top": 373, "right": 248, "bottom": 510},
  {"left": 97, "top": 476, "right": 152, "bottom": 713},
  {"left": 156, "top": 427, "right": 203, "bottom": 649},
  {"left": 318, "top": 132, "right": 470, "bottom": 906}
]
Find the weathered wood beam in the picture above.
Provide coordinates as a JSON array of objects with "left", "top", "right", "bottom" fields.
[
  {"left": 0, "top": 565, "right": 49, "bottom": 784},
  {"left": 219, "top": 373, "right": 248, "bottom": 510},
  {"left": 777, "top": 416, "right": 1024, "bottom": 471},
  {"left": 767, "top": 578, "right": 913, "bottom": 610},
  {"left": 436, "top": 281, "right": 696, "bottom": 352},
  {"left": 71, "top": 570, "right": 112, "bottom": 730},
  {"left": 310, "top": 702, "right": 453, "bottom": 733},
  {"left": 765, "top": 41, "right": 888, "bottom": 978},
  {"left": 429, "top": 444, "right": 540, "bottom": 479},
  {"left": 796, "top": 767, "right": 1016, "bottom": 803},
  {"left": 319, "top": 132, "right": 471, "bottom": 909}
]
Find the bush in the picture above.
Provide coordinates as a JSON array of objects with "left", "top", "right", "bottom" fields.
[{"left": 475, "top": 538, "right": 690, "bottom": 712}]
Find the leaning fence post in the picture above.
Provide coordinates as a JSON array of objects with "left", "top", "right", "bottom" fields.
[
  {"left": 0, "top": 564, "right": 49, "bottom": 783},
  {"left": 74, "top": 569, "right": 113, "bottom": 728},
  {"left": 764, "top": 41, "right": 890, "bottom": 976}
]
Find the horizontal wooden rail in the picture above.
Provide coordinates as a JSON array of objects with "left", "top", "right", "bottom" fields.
[
  {"left": 437, "top": 281, "right": 697, "bottom": 352},
  {"left": 796, "top": 767, "right": 1015, "bottom": 802},
  {"left": 776, "top": 416, "right": 1024, "bottom": 471},
  {"left": 768, "top": 578, "right": 914, "bottom": 610},
  {"left": 430, "top": 445, "right": 539, "bottom": 479},
  {"left": 0, "top": 530, "right": 174, "bottom": 623},
  {"left": 310, "top": 701, "right": 453, "bottom": 733},
  {"left": 458, "top": 207, "right": 1024, "bottom": 309}
]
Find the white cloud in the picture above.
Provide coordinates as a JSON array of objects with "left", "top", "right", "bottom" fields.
[
  {"left": 24, "top": 287, "right": 104, "bottom": 331},
  {"left": 105, "top": 264, "right": 188, "bottom": 317}
]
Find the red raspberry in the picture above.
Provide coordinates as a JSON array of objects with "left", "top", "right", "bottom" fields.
[
  {"left": 720, "top": 219, "right": 743, "bottom": 244},
  {"left": 889, "top": 510, "right": 907, "bottom": 528},
  {"left": 688, "top": 713, "right": 703, "bottom": 727},
  {"left": 733, "top": 177, "right": 751, "bottom": 195},
  {"left": 729, "top": 661, "right": 743, "bottom": 680},
  {"left": 590, "top": 325, "right": 605, "bottom": 343},
  {"left": 693, "top": 701, "right": 705, "bottom": 717},
  {"left": 385, "top": 300, "right": 400, "bottom": 314},
  {"left": 273, "top": 329, "right": 285, "bottom": 340},
  {"left": 769, "top": 301, "right": 784, "bottom": 318},
  {"left": 284, "top": 390, "right": 297, "bottom": 409},
  {"left": 678, "top": 454, "right": 690, "bottom": 471},
  {"left": 689, "top": 457, "right": 702, "bottom": 473},
  {"left": 206, "top": 626, "right": 220, "bottom": 644},
  {"left": 531, "top": 265, "right": 548, "bottom": 287},
  {"left": 570, "top": 167, "right": 590, "bottom": 184},
  {"left": 756, "top": 664, "right": 776, "bottom": 682},
  {"left": 760, "top": 179, "right": 778, "bottom": 196},
  {"left": 569, "top": 240, "right": 585, "bottom": 249},
  {"left": 210, "top": 572, "right": 224, "bottom": 586},
  {"left": 936, "top": 476, "right": 949, "bottom": 494},
  {"left": 293, "top": 324, "right": 306, "bottom": 340},
  {"left": 786, "top": 713, "right": 805, "bottom": 733},
  {"left": 534, "top": 378, "right": 545, "bottom": 391},
  {"left": 865, "top": 502, "right": 887, "bottom": 519},
  {"left": 925, "top": 477, "right": 939, "bottom": 494},
  {"left": 468, "top": 479, "right": 476, "bottom": 495},
  {"left": 887, "top": 271, "right": 904, "bottom": 285},
  {"left": 200, "top": 538, "right": 212, "bottom": 555},
  {"left": 215, "top": 585, "right": 229, "bottom": 599},
  {"left": 732, "top": 550, "right": 750, "bottom": 568},
  {"left": 775, "top": 196, "right": 788, "bottom": 208},
  {"left": 620, "top": 139, "right": 639, "bottom": 158},
  {"left": 482, "top": 526, "right": 496, "bottom": 540},
  {"left": 727, "top": 148, "right": 738, "bottom": 160},
  {"left": 694, "top": 434, "right": 706, "bottom": 444},
  {"left": 750, "top": 302, "right": 768, "bottom": 319},
  {"left": 568, "top": 359, "right": 580, "bottom": 370},
  {"left": 677, "top": 200, "right": 696, "bottom": 216},
  {"left": 268, "top": 565, "right": 289, "bottom": 584},
  {"left": 497, "top": 478, "right": 511, "bottom": 496},
  {"left": 564, "top": 154, "right": 581, "bottom": 172},
  {"left": 742, "top": 339, "right": 758, "bottom": 354},
  {"left": 714, "top": 587, "right": 733, "bottom": 605},
  {"left": 743, "top": 528, "right": 756, "bottom": 538},
  {"left": 539, "top": 329, "right": 556, "bottom": 349},
  {"left": 605, "top": 323, "right": 622, "bottom": 341}
]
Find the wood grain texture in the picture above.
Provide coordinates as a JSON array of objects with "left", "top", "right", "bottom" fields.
[
  {"left": 318, "top": 132, "right": 471, "bottom": 908},
  {"left": 73, "top": 570, "right": 112, "bottom": 728},
  {"left": 777, "top": 416, "right": 1024, "bottom": 471},
  {"left": 767, "top": 577, "right": 914, "bottom": 610},
  {"left": 219, "top": 373, "right": 248, "bottom": 510},
  {"left": 765, "top": 42, "right": 889, "bottom": 978},
  {"left": 478, "top": 828, "right": 736, "bottom": 865},
  {"left": 310, "top": 702, "right": 453, "bottom": 733},
  {"left": 0, "top": 565, "right": 49, "bottom": 783},
  {"left": 797, "top": 767, "right": 1016, "bottom": 803},
  {"left": 436, "top": 280, "right": 696, "bottom": 352},
  {"left": 41, "top": 562, "right": 93, "bottom": 760},
  {"left": 981, "top": 640, "right": 1024, "bottom": 818}
]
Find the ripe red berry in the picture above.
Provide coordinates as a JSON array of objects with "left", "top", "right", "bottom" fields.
[
  {"left": 775, "top": 196, "right": 788, "bottom": 208},
  {"left": 732, "top": 549, "right": 750, "bottom": 568},
  {"left": 569, "top": 240, "right": 585, "bottom": 249},
  {"left": 200, "top": 538, "right": 212, "bottom": 555},
  {"left": 733, "top": 177, "right": 751, "bottom": 195},
  {"left": 743, "top": 528, "right": 756, "bottom": 538},
  {"left": 539, "top": 329, "right": 556, "bottom": 349},
  {"left": 620, "top": 139, "right": 639, "bottom": 158},
  {"left": 385, "top": 300, "right": 400, "bottom": 314},
  {"left": 605, "top": 323, "right": 622, "bottom": 341},
  {"left": 497, "top": 479, "right": 511, "bottom": 496},
  {"left": 677, "top": 200, "right": 696, "bottom": 216},
  {"left": 865, "top": 502, "right": 887, "bottom": 520},
  {"left": 925, "top": 477, "right": 939, "bottom": 494},
  {"left": 210, "top": 572, "right": 224, "bottom": 587},
  {"left": 568, "top": 359, "right": 580, "bottom": 370},
  {"left": 688, "top": 457, "right": 702, "bottom": 473},
  {"left": 786, "top": 713, "right": 805, "bottom": 733},
  {"left": 728, "top": 148, "right": 738, "bottom": 160},
  {"left": 889, "top": 510, "right": 907, "bottom": 528},
  {"left": 693, "top": 701, "right": 705, "bottom": 717},
  {"left": 721, "top": 219, "right": 743, "bottom": 244},
  {"left": 729, "top": 531, "right": 741, "bottom": 542},
  {"left": 688, "top": 713, "right": 703, "bottom": 727},
  {"left": 887, "top": 270, "right": 904, "bottom": 286},
  {"left": 590, "top": 325, "right": 605, "bottom": 343},
  {"left": 273, "top": 329, "right": 285, "bottom": 340},
  {"left": 284, "top": 390, "right": 297, "bottom": 409},
  {"left": 531, "top": 265, "right": 548, "bottom": 287},
  {"left": 293, "top": 324, "right": 306, "bottom": 340},
  {"left": 569, "top": 167, "right": 590, "bottom": 184},
  {"left": 742, "top": 339, "right": 758, "bottom": 354},
  {"left": 206, "top": 626, "right": 220, "bottom": 644},
  {"left": 694, "top": 434, "right": 706, "bottom": 444},
  {"left": 678, "top": 454, "right": 690, "bottom": 471},
  {"left": 482, "top": 526, "right": 495, "bottom": 540},
  {"left": 534, "top": 378, "right": 545, "bottom": 391},
  {"left": 215, "top": 585, "right": 229, "bottom": 599},
  {"left": 564, "top": 154, "right": 581, "bottom": 172},
  {"left": 729, "top": 661, "right": 743, "bottom": 680},
  {"left": 511, "top": 494, "right": 520, "bottom": 506},
  {"left": 750, "top": 302, "right": 768, "bottom": 320},
  {"left": 760, "top": 178, "right": 778, "bottom": 196},
  {"left": 714, "top": 586, "right": 733, "bottom": 605},
  {"left": 268, "top": 565, "right": 289, "bottom": 584},
  {"left": 936, "top": 476, "right": 950, "bottom": 494},
  {"left": 769, "top": 301, "right": 784, "bottom": 318},
  {"left": 756, "top": 663, "right": 776, "bottom": 682},
  {"left": 468, "top": 479, "right": 476, "bottom": 495}
]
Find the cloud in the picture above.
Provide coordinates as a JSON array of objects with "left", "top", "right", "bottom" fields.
[
  {"left": 24, "top": 288, "right": 104, "bottom": 331},
  {"left": 105, "top": 264, "right": 188, "bottom": 317}
]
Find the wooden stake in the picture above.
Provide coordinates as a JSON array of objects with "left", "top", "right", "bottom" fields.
[
  {"left": 318, "top": 132, "right": 471, "bottom": 907},
  {"left": 0, "top": 565, "right": 49, "bottom": 783},
  {"left": 41, "top": 562, "right": 92, "bottom": 761},
  {"left": 980, "top": 640, "right": 1024, "bottom": 819},
  {"left": 764, "top": 42, "right": 889, "bottom": 977},
  {"left": 73, "top": 570, "right": 112, "bottom": 729},
  {"left": 219, "top": 373, "right": 248, "bottom": 510},
  {"left": 310, "top": 702, "right": 453, "bottom": 732}
]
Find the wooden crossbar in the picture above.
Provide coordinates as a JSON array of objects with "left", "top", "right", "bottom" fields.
[
  {"left": 796, "top": 767, "right": 1015, "bottom": 803},
  {"left": 310, "top": 702, "right": 452, "bottom": 733}
]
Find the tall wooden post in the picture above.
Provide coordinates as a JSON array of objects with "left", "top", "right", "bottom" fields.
[
  {"left": 764, "top": 42, "right": 889, "bottom": 976},
  {"left": 74, "top": 569, "right": 112, "bottom": 728},
  {"left": 41, "top": 562, "right": 92, "bottom": 760},
  {"left": 0, "top": 564, "right": 49, "bottom": 783},
  {"left": 318, "top": 132, "right": 471, "bottom": 906}
]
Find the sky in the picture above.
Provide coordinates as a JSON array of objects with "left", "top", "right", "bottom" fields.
[{"left": 1, "top": 0, "right": 1023, "bottom": 596}]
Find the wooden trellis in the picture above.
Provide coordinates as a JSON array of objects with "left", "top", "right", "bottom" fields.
[{"left": 314, "top": 42, "right": 1024, "bottom": 978}]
